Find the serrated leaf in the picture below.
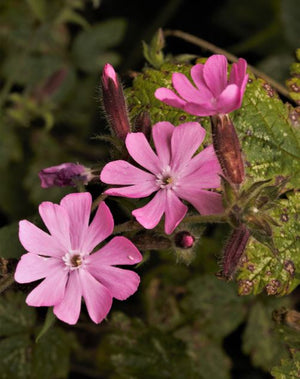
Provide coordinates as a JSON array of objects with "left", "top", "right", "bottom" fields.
[
  {"left": 181, "top": 275, "right": 246, "bottom": 338},
  {"left": 108, "top": 313, "right": 194, "bottom": 379},
  {"left": 271, "top": 351, "right": 300, "bottom": 378},
  {"left": 243, "top": 300, "right": 289, "bottom": 371},
  {"left": 237, "top": 192, "right": 300, "bottom": 296},
  {"left": 175, "top": 326, "right": 231, "bottom": 379},
  {"left": 72, "top": 19, "right": 126, "bottom": 72}
]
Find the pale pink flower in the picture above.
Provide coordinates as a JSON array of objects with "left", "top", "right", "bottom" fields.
[
  {"left": 101, "top": 122, "right": 223, "bottom": 234},
  {"left": 39, "top": 163, "right": 93, "bottom": 188},
  {"left": 15, "top": 193, "right": 142, "bottom": 325},
  {"left": 155, "top": 55, "right": 248, "bottom": 116}
]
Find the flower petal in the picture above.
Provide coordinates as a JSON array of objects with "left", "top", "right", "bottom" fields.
[
  {"left": 81, "top": 201, "right": 114, "bottom": 254},
  {"left": 229, "top": 58, "right": 247, "bottom": 87},
  {"left": 104, "top": 181, "right": 157, "bottom": 198},
  {"left": 14, "top": 253, "right": 62, "bottom": 283},
  {"left": 38, "top": 202, "right": 71, "bottom": 251},
  {"left": 176, "top": 188, "right": 224, "bottom": 215},
  {"left": 60, "top": 193, "right": 92, "bottom": 251},
  {"left": 171, "top": 122, "right": 206, "bottom": 171},
  {"left": 184, "top": 101, "right": 216, "bottom": 116},
  {"left": 126, "top": 133, "right": 162, "bottom": 174},
  {"left": 53, "top": 270, "right": 82, "bottom": 325},
  {"left": 203, "top": 55, "right": 228, "bottom": 97},
  {"left": 79, "top": 269, "right": 113, "bottom": 324},
  {"left": 191, "top": 64, "right": 214, "bottom": 100},
  {"left": 100, "top": 160, "right": 154, "bottom": 185},
  {"left": 87, "top": 265, "right": 140, "bottom": 300},
  {"left": 154, "top": 88, "right": 186, "bottom": 109},
  {"left": 132, "top": 190, "right": 166, "bottom": 229},
  {"left": 89, "top": 236, "right": 142, "bottom": 266},
  {"left": 164, "top": 190, "right": 187, "bottom": 234},
  {"left": 26, "top": 269, "right": 68, "bottom": 307},
  {"left": 19, "top": 220, "right": 65, "bottom": 257},
  {"left": 152, "top": 121, "right": 174, "bottom": 167},
  {"left": 216, "top": 84, "right": 240, "bottom": 114},
  {"left": 178, "top": 145, "right": 220, "bottom": 177},
  {"left": 172, "top": 72, "right": 204, "bottom": 103}
]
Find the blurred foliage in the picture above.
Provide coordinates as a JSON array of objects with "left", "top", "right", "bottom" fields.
[{"left": 0, "top": 0, "right": 299, "bottom": 378}]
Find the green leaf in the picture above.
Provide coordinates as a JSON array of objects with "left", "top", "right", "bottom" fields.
[
  {"left": 232, "top": 74, "right": 300, "bottom": 188},
  {"left": 271, "top": 351, "right": 300, "bottom": 378},
  {"left": 0, "top": 223, "right": 24, "bottom": 259},
  {"left": 72, "top": 19, "right": 126, "bottom": 72},
  {"left": 26, "top": 0, "right": 46, "bottom": 21},
  {"left": 175, "top": 326, "right": 231, "bottom": 379},
  {"left": 0, "top": 291, "right": 36, "bottom": 336},
  {"left": 243, "top": 300, "right": 289, "bottom": 371},
  {"left": 35, "top": 307, "right": 56, "bottom": 342},
  {"left": 237, "top": 191, "right": 300, "bottom": 296},
  {"left": 181, "top": 275, "right": 246, "bottom": 338}
]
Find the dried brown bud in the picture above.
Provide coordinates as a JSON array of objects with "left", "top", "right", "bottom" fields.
[
  {"left": 101, "top": 63, "right": 131, "bottom": 141},
  {"left": 221, "top": 224, "right": 250, "bottom": 280},
  {"left": 133, "top": 111, "right": 152, "bottom": 140},
  {"left": 211, "top": 114, "right": 245, "bottom": 184}
]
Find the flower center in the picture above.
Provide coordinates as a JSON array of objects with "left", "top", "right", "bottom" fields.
[
  {"left": 63, "top": 251, "right": 85, "bottom": 271},
  {"left": 156, "top": 165, "right": 176, "bottom": 189}
]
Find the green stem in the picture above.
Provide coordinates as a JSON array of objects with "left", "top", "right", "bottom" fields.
[
  {"left": 182, "top": 214, "right": 228, "bottom": 224},
  {"left": 163, "top": 29, "right": 292, "bottom": 101},
  {"left": 113, "top": 220, "right": 144, "bottom": 234},
  {"left": 91, "top": 193, "right": 107, "bottom": 212}
]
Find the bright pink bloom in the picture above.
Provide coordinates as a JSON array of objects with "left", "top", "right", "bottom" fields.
[
  {"left": 15, "top": 193, "right": 142, "bottom": 325},
  {"left": 155, "top": 55, "right": 248, "bottom": 116},
  {"left": 39, "top": 163, "right": 93, "bottom": 188},
  {"left": 101, "top": 122, "right": 223, "bottom": 234}
]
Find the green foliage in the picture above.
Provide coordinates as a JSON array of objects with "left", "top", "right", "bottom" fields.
[
  {"left": 0, "top": 291, "right": 75, "bottom": 379},
  {"left": 242, "top": 300, "right": 289, "bottom": 371},
  {"left": 271, "top": 351, "right": 300, "bottom": 378},
  {"left": 237, "top": 191, "right": 300, "bottom": 296},
  {"left": 72, "top": 19, "right": 127, "bottom": 72}
]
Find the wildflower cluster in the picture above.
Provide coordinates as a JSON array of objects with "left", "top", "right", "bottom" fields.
[{"left": 15, "top": 54, "right": 284, "bottom": 325}]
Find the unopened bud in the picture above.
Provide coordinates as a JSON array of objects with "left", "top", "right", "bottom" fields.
[
  {"left": 211, "top": 114, "right": 245, "bottom": 184},
  {"left": 221, "top": 224, "right": 250, "bottom": 280},
  {"left": 39, "top": 163, "right": 93, "bottom": 188},
  {"left": 101, "top": 63, "right": 131, "bottom": 141},
  {"left": 34, "top": 68, "right": 67, "bottom": 102},
  {"left": 174, "top": 231, "right": 195, "bottom": 249},
  {"left": 133, "top": 111, "right": 152, "bottom": 140}
]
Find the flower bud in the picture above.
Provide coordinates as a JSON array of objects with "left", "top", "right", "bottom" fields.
[
  {"left": 34, "top": 68, "right": 67, "bottom": 102},
  {"left": 39, "top": 163, "right": 93, "bottom": 188},
  {"left": 211, "top": 114, "right": 245, "bottom": 185},
  {"left": 174, "top": 231, "right": 195, "bottom": 249},
  {"left": 220, "top": 224, "right": 250, "bottom": 280},
  {"left": 101, "top": 63, "right": 131, "bottom": 141},
  {"left": 133, "top": 111, "right": 152, "bottom": 140}
]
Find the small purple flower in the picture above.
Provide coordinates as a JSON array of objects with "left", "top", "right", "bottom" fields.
[
  {"left": 155, "top": 54, "right": 248, "bottom": 116},
  {"left": 101, "top": 121, "right": 223, "bottom": 234},
  {"left": 39, "top": 163, "right": 92, "bottom": 188}
]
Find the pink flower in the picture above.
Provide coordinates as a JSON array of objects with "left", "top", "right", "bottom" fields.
[
  {"left": 100, "top": 122, "right": 223, "bottom": 234},
  {"left": 39, "top": 163, "right": 93, "bottom": 188},
  {"left": 155, "top": 55, "right": 248, "bottom": 116},
  {"left": 14, "top": 193, "right": 142, "bottom": 325}
]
